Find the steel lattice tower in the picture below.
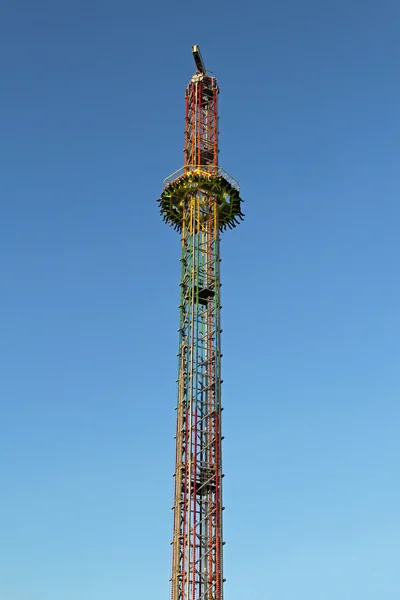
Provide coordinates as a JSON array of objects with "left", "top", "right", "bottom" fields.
[{"left": 158, "top": 46, "right": 244, "bottom": 600}]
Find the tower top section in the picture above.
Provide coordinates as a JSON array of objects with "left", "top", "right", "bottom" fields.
[
  {"left": 157, "top": 46, "right": 244, "bottom": 232},
  {"left": 190, "top": 44, "right": 219, "bottom": 89}
]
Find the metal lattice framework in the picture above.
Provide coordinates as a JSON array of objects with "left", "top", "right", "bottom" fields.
[{"left": 158, "top": 46, "right": 244, "bottom": 600}]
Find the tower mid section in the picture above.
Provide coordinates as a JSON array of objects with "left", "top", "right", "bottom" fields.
[{"left": 158, "top": 45, "right": 244, "bottom": 600}]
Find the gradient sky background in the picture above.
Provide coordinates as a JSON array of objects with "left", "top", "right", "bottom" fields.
[{"left": 1, "top": 1, "right": 400, "bottom": 599}]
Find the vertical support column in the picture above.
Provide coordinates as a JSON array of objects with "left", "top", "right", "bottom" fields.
[
  {"left": 171, "top": 64, "right": 223, "bottom": 600},
  {"left": 171, "top": 191, "right": 223, "bottom": 600}
]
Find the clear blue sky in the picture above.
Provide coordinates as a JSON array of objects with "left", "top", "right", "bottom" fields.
[{"left": 1, "top": 1, "right": 399, "bottom": 598}]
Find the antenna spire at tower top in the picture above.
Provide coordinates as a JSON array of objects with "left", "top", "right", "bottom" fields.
[{"left": 192, "top": 44, "right": 206, "bottom": 74}]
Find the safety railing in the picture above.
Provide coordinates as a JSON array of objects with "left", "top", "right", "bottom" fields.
[{"left": 163, "top": 165, "right": 240, "bottom": 192}]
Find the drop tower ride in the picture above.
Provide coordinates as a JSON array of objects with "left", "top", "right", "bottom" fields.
[{"left": 158, "top": 46, "right": 244, "bottom": 600}]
